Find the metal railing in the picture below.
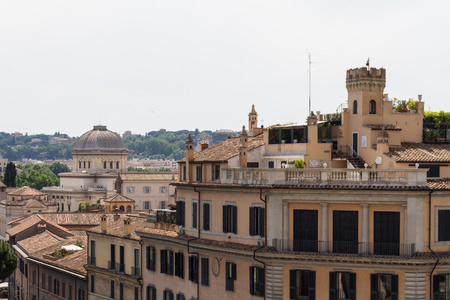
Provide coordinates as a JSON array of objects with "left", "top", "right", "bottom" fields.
[
  {"left": 108, "top": 260, "right": 116, "bottom": 271},
  {"left": 156, "top": 211, "right": 176, "bottom": 224},
  {"left": 131, "top": 266, "right": 140, "bottom": 277},
  {"left": 116, "top": 262, "right": 125, "bottom": 273},
  {"left": 272, "top": 239, "right": 415, "bottom": 257},
  {"left": 88, "top": 256, "right": 96, "bottom": 266},
  {"left": 221, "top": 168, "right": 427, "bottom": 186}
]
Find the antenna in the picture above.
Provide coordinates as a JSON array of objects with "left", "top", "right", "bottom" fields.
[{"left": 308, "top": 53, "right": 311, "bottom": 114}]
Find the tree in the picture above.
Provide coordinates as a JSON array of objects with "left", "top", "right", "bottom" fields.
[
  {"left": 3, "top": 162, "right": 16, "bottom": 187},
  {"left": 49, "top": 161, "right": 71, "bottom": 178},
  {"left": 0, "top": 240, "right": 17, "bottom": 280}
]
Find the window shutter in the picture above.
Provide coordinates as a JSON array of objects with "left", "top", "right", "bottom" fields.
[
  {"left": 188, "top": 256, "right": 193, "bottom": 281},
  {"left": 192, "top": 203, "right": 197, "bottom": 228},
  {"left": 289, "top": 269, "right": 296, "bottom": 299},
  {"left": 329, "top": 272, "right": 336, "bottom": 300},
  {"left": 152, "top": 287, "right": 156, "bottom": 300},
  {"left": 259, "top": 267, "right": 265, "bottom": 297},
  {"left": 259, "top": 208, "right": 265, "bottom": 237},
  {"left": 146, "top": 246, "right": 150, "bottom": 270},
  {"left": 349, "top": 273, "right": 356, "bottom": 300},
  {"left": 232, "top": 205, "right": 237, "bottom": 234},
  {"left": 223, "top": 205, "right": 228, "bottom": 233},
  {"left": 203, "top": 203, "right": 210, "bottom": 231},
  {"left": 151, "top": 247, "right": 155, "bottom": 271},
  {"left": 433, "top": 275, "right": 441, "bottom": 300},
  {"left": 160, "top": 250, "right": 167, "bottom": 274},
  {"left": 176, "top": 202, "right": 181, "bottom": 226},
  {"left": 170, "top": 291, "right": 174, "bottom": 300},
  {"left": 169, "top": 251, "right": 174, "bottom": 275},
  {"left": 181, "top": 201, "right": 185, "bottom": 226},
  {"left": 179, "top": 253, "right": 184, "bottom": 279},
  {"left": 308, "top": 270, "right": 315, "bottom": 300},
  {"left": 249, "top": 267, "right": 254, "bottom": 295},
  {"left": 249, "top": 207, "right": 255, "bottom": 236},
  {"left": 232, "top": 262, "right": 236, "bottom": 280},
  {"left": 175, "top": 252, "right": 180, "bottom": 276},
  {"left": 391, "top": 275, "right": 398, "bottom": 300},
  {"left": 370, "top": 274, "right": 378, "bottom": 300}
]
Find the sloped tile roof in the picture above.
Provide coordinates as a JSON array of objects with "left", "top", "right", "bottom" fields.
[
  {"left": 87, "top": 214, "right": 148, "bottom": 240},
  {"left": 7, "top": 186, "right": 46, "bottom": 196},
  {"left": 0, "top": 181, "right": 6, "bottom": 188},
  {"left": 427, "top": 178, "right": 450, "bottom": 190},
  {"left": 119, "top": 172, "right": 177, "bottom": 181},
  {"left": 179, "top": 136, "right": 264, "bottom": 163},
  {"left": 387, "top": 143, "right": 450, "bottom": 162},
  {"left": 104, "top": 193, "right": 135, "bottom": 203}
]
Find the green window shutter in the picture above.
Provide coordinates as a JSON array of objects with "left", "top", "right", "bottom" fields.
[{"left": 329, "top": 272, "right": 336, "bottom": 300}]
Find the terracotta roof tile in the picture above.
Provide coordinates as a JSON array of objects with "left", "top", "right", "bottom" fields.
[
  {"left": 179, "top": 136, "right": 264, "bottom": 163},
  {"left": 7, "top": 186, "right": 46, "bottom": 196},
  {"left": 104, "top": 193, "right": 135, "bottom": 203},
  {"left": 428, "top": 178, "right": 450, "bottom": 190},
  {"left": 0, "top": 181, "right": 6, "bottom": 188},
  {"left": 88, "top": 214, "right": 149, "bottom": 240},
  {"left": 387, "top": 143, "right": 450, "bottom": 162}
]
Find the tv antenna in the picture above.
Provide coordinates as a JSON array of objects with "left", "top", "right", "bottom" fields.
[{"left": 307, "top": 53, "right": 316, "bottom": 114}]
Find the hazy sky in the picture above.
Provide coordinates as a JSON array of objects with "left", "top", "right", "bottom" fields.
[{"left": 1, "top": 0, "right": 449, "bottom": 137}]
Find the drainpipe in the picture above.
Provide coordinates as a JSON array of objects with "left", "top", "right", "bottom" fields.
[
  {"left": 253, "top": 246, "right": 266, "bottom": 300},
  {"left": 428, "top": 190, "right": 439, "bottom": 300},
  {"left": 193, "top": 186, "right": 202, "bottom": 300}
]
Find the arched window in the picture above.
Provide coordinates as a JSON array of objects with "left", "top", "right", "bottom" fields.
[
  {"left": 119, "top": 205, "right": 125, "bottom": 212},
  {"left": 353, "top": 100, "right": 358, "bottom": 114},
  {"left": 369, "top": 100, "right": 376, "bottom": 114},
  {"left": 83, "top": 161, "right": 86, "bottom": 169},
  {"left": 126, "top": 205, "right": 131, "bottom": 212},
  {"left": 104, "top": 162, "right": 107, "bottom": 169},
  {"left": 116, "top": 162, "right": 119, "bottom": 169},
  {"left": 79, "top": 161, "right": 82, "bottom": 168},
  {"left": 110, "top": 162, "right": 113, "bottom": 169},
  {"left": 88, "top": 161, "right": 91, "bottom": 169}
]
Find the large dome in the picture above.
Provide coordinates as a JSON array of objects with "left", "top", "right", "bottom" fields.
[{"left": 73, "top": 125, "right": 127, "bottom": 152}]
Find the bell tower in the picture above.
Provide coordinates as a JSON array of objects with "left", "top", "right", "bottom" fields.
[
  {"left": 346, "top": 67, "right": 386, "bottom": 123},
  {"left": 248, "top": 105, "right": 258, "bottom": 134}
]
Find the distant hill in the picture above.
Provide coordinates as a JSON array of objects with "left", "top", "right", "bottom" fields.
[{"left": 0, "top": 129, "right": 236, "bottom": 161}]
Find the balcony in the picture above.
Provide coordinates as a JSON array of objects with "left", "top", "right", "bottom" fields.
[
  {"left": 88, "top": 256, "right": 96, "bottom": 266},
  {"left": 108, "top": 260, "right": 116, "bottom": 271},
  {"left": 131, "top": 266, "right": 140, "bottom": 277},
  {"left": 156, "top": 210, "right": 176, "bottom": 224},
  {"left": 221, "top": 168, "right": 428, "bottom": 187},
  {"left": 116, "top": 262, "right": 125, "bottom": 273},
  {"left": 272, "top": 239, "right": 415, "bottom": 257}
]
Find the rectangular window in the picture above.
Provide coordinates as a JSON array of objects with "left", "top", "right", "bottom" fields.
[
  {"left": 213, "top": 164, "right": 220, "bottom": 181},
  {"left": 78, "top": 288, "right": 85, "bottom": 300},
  {"left": 226, "top": 262, "right": 236, "bottom": 291},
  {"left": 192, "top": 201, "right": 198, "bottom": 229},
  {"left": 374, "top": 212, "right": 400, "bottom": 256},
  {"left": 48, "top": 275, "right": 52, "bottom": 292},
  {"left": 247, "top": 162, "right": 259, "bottom": 168},
  {"left": 196, "top": 165, "right": 202, "bottom": 182},
  {"left": 127, "top": 186, "right": 135, "bottom": 194},
  {"left": 188, "top": 255, "right": 199, "bottom": 283},
  {"left": 438, "top": 210, "right": 450, "bottom": 241},
  {"left": 160, "top": 201, "right": 167, "bottom": 209},
  {"left": 144, "top": 201, "right": 151, "bottom": 210},
  {"left": 104, "top": 162, "right": 107, "bottom": 169},
  {"left": 183, "top": 166, "right": 186, "bottom": 181},
  {"left": 250, "top": 266, "right": 265, "bottom": 297},
  {"left": 146, "top": 285, "right": 156, "bottom": 300},
  {"left": 268, "top": 161, "right": 274, "bottom": 168},
  {"left": 146, "top": 246, "right": 155, "bottom": 271},
  {"left": 175, "top": 251, "right": 184, "bottom": 278},
  {"left": 249, "top": 206, "right": 265, "bottom": 237},
  {"left": 90, "top": 240, "right": 96, "bottom": 265},
  {"left": 203, "top": 202, "right": 210, "bottom": 231},
  {"left": 293, "top": 210, "right": 318, "bottom": 252},
  {"left": 42, "top": 272, "right": 46, "bottom": 288},
  {"left": 119, "top": 282, "right": 124, "bottom": 300},
  {"left": 134, "top": 287, "right": 139, "bottom": 300},
  {"left": 419, "top": 164, "right": 440, "bottom": 177},
  {"left": 329, "top": 272, "right": 356, "bottom": 300},
  {"left": 90, "top": 275, "right": 94, "bottom": 293},
  {"left": 32, "top": 270, "right": 36, "bottom": 285},
  {"left": 110, "top": 280, "right": 115, "bottom": 299},
  {"left": 54, "top": 279, "right": 60, "bottom": 295},
  {"left": 68, "top": 284, "right": 73, "bottom": 300},
  {"left": 160, "top": 249, "right": 174, "bottom": 275},
  {"left": 134, "top": 248, "right": 140, "bottom": 276},
  {"left": 176, "top": 200, "right": 185, "bottom": 227},
  {"left": 164, "top": 289, "right": 174, "bottom": 300},
  {"left": 223, "top": 204, "right": 237, "bottom": 234},
  {"left": 176, "top": 293, "right": 186, "bottom": 300},
  {"left": 201, "top": 257, "right": 209, "bottom": 286},
  {"left": 289, "top": 269, "right": 315, "bottom": 300},
  {"left": 110, "top": 244, "right": 116, "bottom": 270},
  {"left": 370, "top": 274, "right": 398, "bottom": 300},
  {"left": 333, "top": 211, "right": 358, "bottom": 254},
  {"left": 62, "top": 281, "right": 66, "bottom": 298},
  {"left": 119, "top": 245, "right": 125, "bottom": 273},
  {"left": 143, "top": 186, "right": 151, "bottom": 193},
  {"left": 160, "top": 186, "right": 167, "bottom": 193}
]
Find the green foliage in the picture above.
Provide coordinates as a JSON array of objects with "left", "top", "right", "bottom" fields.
[
  {"left": 75, "top": 239, "right": 83, "bottom": 248},
  {"left": 49, "top": 161, "right": 71, "bottom": 178},
  {"left": 424, "top": 128, "right": 440, "bottom": 139},
  {"left": 0, "top": 240, "right": 17, "bottom": 280},
  {"left": 78, "top": 201, "right": 92, "bottom": 212},
  {"left": 294, "top": 159, "right": 305, "bottom": 168},
  {"left": 53, "top": 248, "right": 74, "bottom": 258},
  {"left": 392, "top": 98, "right": 419, "bottom": 111},
  {"left": 15, "top": 163, "right": 60, "bottom": 190},
  {"left": 424, "top": 111, "right": 450, "bottom": 127},
  {"left": 3, "top": 162, "right": 17, "bottom": 187}
]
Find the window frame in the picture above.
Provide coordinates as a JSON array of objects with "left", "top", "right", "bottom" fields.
[
  {"left": 160, "top": 249, "right": 174, "bottom": 275},
  {"left": 369, "top": 99, "right": 376, "bottom": 114},
  {"left": 250, "top": 266, "right": 265, "bottom": 297},
  {"left": 175, "top": 251, "right": 184, "bottom": 278},
  {"left": 370, "top": 273, "right": 398, "bottom": 300},
  {"left": 143, "top": 186, "right": 151, "bottom": 194},
  {"left": 146, "top": 245, "right": 156, "bottom": 271},
  {"left": 202, "top": 201, "right": 211, "bottom": 231},
  {"left": 249, "top": 205, "right": 265, "bottom": 237},
  {"left": 223, "top": 204, "right": 237, "bottom": 234},
  {"left": 329, "top": 271, "right": 356, "bottom": 300},
  {"left": 201, "top": 257, "right": 209, "bottom": 286},
  {"left": 188, "top": 255, "right": 199, "bottom": 283},
  {"left": 289, "top": 269, "right": 316, "bottom": 300},
  {"left": 225, "top": 261, "right": 236, "bottom": 292},
  {"left": 436, "top": 207, "right": 450, "bottom": 242},
  {"left": 192, "top": 200, "right": 198, "bottom": 229}
]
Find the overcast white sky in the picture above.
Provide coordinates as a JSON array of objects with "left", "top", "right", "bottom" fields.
[{"left": 1, "top": 0, "right": 449, "bottom": 137}]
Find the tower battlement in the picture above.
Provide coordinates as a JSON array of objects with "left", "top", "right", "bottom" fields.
[{"left": 346, "top": 67, "right": 386, "bottom": 92}]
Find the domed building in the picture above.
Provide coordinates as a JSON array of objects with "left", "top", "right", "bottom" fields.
[{"left": 42, "top": 125, "right": 128, "bottom": 212}]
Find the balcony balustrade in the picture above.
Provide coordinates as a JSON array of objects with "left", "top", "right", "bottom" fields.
[
  {"left": 108, "top": 260, "right": 116, "bottom": 271},
  {"left": 156, "top": 210, "right": 176, "bottom": 224},
  {"left": 221, "top": 168, "right": 428, "bottom": 187},
  {"left": 272, "top": 239, "right": 415, "bottom": 257},
  {"left": 131, "top": 266, "right": 140, "bottom": 277},
  {"left": 116, "top": 262, "right": 125, "bottom": 273}
]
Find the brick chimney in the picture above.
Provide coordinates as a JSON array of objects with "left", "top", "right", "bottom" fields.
[
  {"left": 101, "top": 215, "right": 107, "bottom": 233},
  {"left": 200, "top": 141, "right": 209, "bottom": 151},
  {"left": 185, "top": 134, "right": 194, "bottom": 182},
  {"left": 124, "top": 218, "right": 131, "bottom": 236}
]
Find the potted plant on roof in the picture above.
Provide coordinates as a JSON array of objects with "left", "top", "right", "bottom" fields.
[{"left": 294, "top": 159, "right": 305, "bottom": 168}]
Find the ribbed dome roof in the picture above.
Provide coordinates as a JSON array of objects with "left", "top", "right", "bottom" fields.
[{"left": 73, "top": 125, "right": 127, "bottom": 152}]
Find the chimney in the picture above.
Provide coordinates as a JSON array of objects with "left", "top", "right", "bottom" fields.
[
  {"left": 200, "top": 141, "right": 209, "bottom": 151},
  {"left": 101, "top": 215, "right": 107, "bottom": 233},
  {"left": 124, "top": 218, "right": 131, "bottom": 236},
  {"left": 185, "top": 134, "right": 194, "bottom": 182}
]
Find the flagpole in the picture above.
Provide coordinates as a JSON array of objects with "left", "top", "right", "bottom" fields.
[{"left": 309, "top": 53, "right": 311, "bottom": 114}]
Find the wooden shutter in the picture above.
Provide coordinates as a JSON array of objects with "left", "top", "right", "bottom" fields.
[
  {"left": 329, "top": 272, "right": 336, "bottom": 300},
  {"left": 289, "top": 269, "right": 296, "bottom": 299},
  {"left": 433, "top": 275, "right": 441, "bottom": 300},
  {"left": 223, "top": 205, "right": 228, "bottom": 233},
  {"left": 259, "top": 267, "right": 265, "bottom": 297},
  {"left": 259, "top": 208, "right": 265, "bottom": 237},
  {"left": 169, "top": 251, "right": 174, "bottom": 275},
  {"left": 308, "top": 270, "right": 315, "bottom": 300},
  {"left": 232, "top": 206, "right": 237, "bottom": 234},
  {"left": 146, "top": 246, "right": 151, "bottom": 270},
  {"left": 179, "top": 253, "right": 184, "bottom": 279},
  {"left": 160, "top": 250, "right": 167, "bottom": 274},
  {"left": 370, "top": 274, "right": 378, "bottom": 300},
  {"left": 188, "top": 256, "right": 193, "bottom": 281},
  {"left": 201, "top": 257, "right": 209, "bottom": 286},
  {"left": 192, "top": 202, "right": 197, "bottom": 228},
  {"left": 349, "top": 273, "right": 356, "bottom": 300},
  {"left": 249, "top": 267, "right": 254, "bottom": 295},
  {"left": 152, "top": 287, "right": 156, "bottom": 300},
  {"left": 175, "top": 252, "right": 180, "bottom": 276},
  {"left": 176, "top": 201, "right": 182, "bottom": 226},
  {"left": 391, "top": 275, "right": 398, "bottom": 300},
  {"left": 203, "top": 203, "right": 210, "bottom": 231},
  {"left": 232, "top": 262, "right": 236, "bottom": 280},
  {"left": 249, "top": 207, "right": 255, "bottom": 236}
]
